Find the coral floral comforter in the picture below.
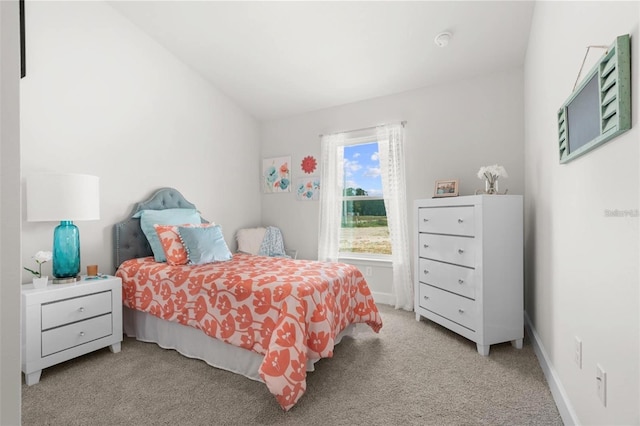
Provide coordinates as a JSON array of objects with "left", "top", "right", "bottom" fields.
[{"left": 116, "top": 253, "right": 382, "bottom": 410}]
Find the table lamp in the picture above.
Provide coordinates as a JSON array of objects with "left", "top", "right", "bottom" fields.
[{"left": 26, "top": 173, "right": 100, "bottom": 283}]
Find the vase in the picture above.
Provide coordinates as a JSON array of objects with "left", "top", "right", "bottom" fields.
[
  {"left": 32, "top": 276, "right": 48, "bottom": 289},
  {"left": 475, "top": 178, "right": 508, "bottom": 195},
  {"left": 485, "top": 178, "right": 498, "bottom": 194},
  {"left": 53, "top": 220, "right": 81, "bottom": 279}
]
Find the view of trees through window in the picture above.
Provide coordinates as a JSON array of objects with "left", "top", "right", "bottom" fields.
[{"left": 340, "top": 142, "right": 391, "bottom": 255}]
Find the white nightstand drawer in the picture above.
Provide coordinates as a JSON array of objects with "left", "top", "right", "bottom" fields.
[
  {"left": 418, "top": 284, "right": 477, "bottom": 331},
  {"left": 418, "top": 258, "right": 476, "bottom": 300},
  {"left": 41, "top": 290, "right": 112, "bottom": 330},
  {"left": 418, "top": 233, "right": 475, "bottom": 267},
  {"left": 418, "top": 206, "right": 475, "bottom": 236},
  {"left": 41, "top": 313, "right": 113, "bottom": 357}
]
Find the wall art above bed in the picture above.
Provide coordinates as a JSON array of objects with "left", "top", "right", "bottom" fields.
[
  {"left": 295, "top": 177, "right": 320, "bottom": 201},
  {"left": 262, "top": 156, "right": 291, "bottom": 193}
]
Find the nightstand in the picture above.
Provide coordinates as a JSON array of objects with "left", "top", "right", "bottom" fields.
[{"left": 21, "top": 275, "right": 123, "bottom": 385}]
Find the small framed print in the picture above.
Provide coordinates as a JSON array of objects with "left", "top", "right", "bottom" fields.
[
  {"left": 434, "top": 179, "right": 459, "bottom": 198},
  {"left": 262, "top": 156, "right": 291, "bottom": 193}
]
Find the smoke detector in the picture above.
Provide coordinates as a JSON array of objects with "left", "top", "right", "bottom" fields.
[{"left": 434, "top": 32, "right": 452, "bottom": 48}]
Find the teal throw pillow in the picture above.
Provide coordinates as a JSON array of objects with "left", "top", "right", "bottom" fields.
[
  {"left": 137, "top": 208, "right": 201, "bottom": 262},
  {"left": 177, "top": 225, "right": 232, "bottom": 265}
]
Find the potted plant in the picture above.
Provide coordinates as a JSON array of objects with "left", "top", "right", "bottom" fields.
[
  {"left": 476, "top": 164, "right": 509, "bottom": 195},
  {"left": 24, "top": 251, "right": 52, "bottom": 289}
]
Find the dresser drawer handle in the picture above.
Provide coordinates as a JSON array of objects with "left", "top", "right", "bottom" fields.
[
  {"left": 458, "top": 279, "right": 464, "bottom": 284},
  {"left": 423, "top": 244, "right": 429, "bottom": 249},
  {"left": 78, "top": 307, "right": 85, "bottom": 313},
  {"left": 458, "top": 309, "right": 465, "bottom": 314},
  {"left": 79, "top": 331, "right": 85, "bottom": 337},
  {"left": 458, "top": 249, "right": 464, "bottom": 254},
  {"left": 423, "top": 296, "right": 429, "bottom": 301},
  {"left": 423, "top": 218, "right": 429, "bottom": 222},
  {"left": 458, "top": 218, "right": 464, "bottom": 223},
  {"left": 423, "top": 270, "right": 429, "bottom": 275}
]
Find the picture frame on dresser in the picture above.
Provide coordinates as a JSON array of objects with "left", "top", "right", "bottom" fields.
[{"left": 433, "top": 179, "right": 459, "bottom": 198}]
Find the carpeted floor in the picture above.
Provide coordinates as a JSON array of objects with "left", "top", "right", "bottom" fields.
[{"left": 22, "top": 304, "right": 562, "bottom": 425}]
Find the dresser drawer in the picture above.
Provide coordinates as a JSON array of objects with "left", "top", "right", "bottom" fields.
[
  {"left": 41, "top": 313, "right": 113, "bottom": 357},
  {"left": 418, "top": 234, "right": 475, "bottom": 267},
  {"left": 418, "top": 258, "right": 476, "bottom": 300},
  {"left": 418, "top": 206, "right": 475, "bottom": 236},
  {"left": 41, "top": 291, "right": 112, "bottom": 330},
  {"left": 418, "top": 284, "right": 478, "bottom": 331}
]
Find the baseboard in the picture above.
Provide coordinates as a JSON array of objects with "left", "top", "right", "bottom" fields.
[
  {"left": 371, "top": 291, "right": 394, "bottom": 306},
  {"left": 524, "top": 311, "right": 579, "bottom": 426}
]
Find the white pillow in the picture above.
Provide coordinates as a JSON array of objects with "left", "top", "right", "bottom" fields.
[{"left": 236, "top": 227, "right": 266, "bottom": 255}]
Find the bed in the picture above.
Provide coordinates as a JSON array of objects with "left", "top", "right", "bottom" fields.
[{"left": 113, "top": 188, "right": 383, "bottom": 411}]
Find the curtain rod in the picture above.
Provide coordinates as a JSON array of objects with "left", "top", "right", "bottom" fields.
[{"left": 318, "top": 120, "right": 406, "bottom": 138}]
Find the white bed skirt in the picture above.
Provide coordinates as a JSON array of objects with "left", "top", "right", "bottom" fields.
[{"left": 123, "top": 307, "right": 356, "bottom": 382}]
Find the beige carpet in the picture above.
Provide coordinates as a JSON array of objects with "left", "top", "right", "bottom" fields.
[{"left": 22, "top": 305, "right": 562, "bottom": 425}]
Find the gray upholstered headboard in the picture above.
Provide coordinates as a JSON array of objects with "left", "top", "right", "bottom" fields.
[{"left": 113, "top": 187, "right": 205, "bottom": 269}]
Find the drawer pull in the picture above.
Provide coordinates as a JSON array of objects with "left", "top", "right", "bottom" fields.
[
  {"left": 423, "top": 244, "right": 429, "bottom": 249},
  {"left": 423, "top": 270, "right": 429, "bottom": 275},
  {"left": 458, "top": 218, "right": 464, "bottom": 223},
  {"left": 78, "top": 307, "right": 85, "bottom": 313},
  {"left": 423, "top": 218, "right": 429, "bottom": 222},
  {"left": 458, "top": 309, "right": 465, "bottom": 314},
  {"left": 458, "top": 249, "right": 464, "bottom": 254},
  {"left": 458, "top": 279, "right": 464, "bottom": 284},
  {"left": 423, "top": 296, "right": 429, "bottom": 301},
  {"left": 79, "top": 331, "right": 85, "bottom": 337}
]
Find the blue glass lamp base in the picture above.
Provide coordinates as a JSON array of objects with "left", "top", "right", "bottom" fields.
[{"left": 53, "top": 220, "right": 81, "bottom": 279}]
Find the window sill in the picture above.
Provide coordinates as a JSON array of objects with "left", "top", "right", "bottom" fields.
[{"left": 338, "top": 255, "right": 392, "bottom": 266}]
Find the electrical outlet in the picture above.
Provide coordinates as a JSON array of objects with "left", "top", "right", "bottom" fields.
[
  {"left": 365, "top": 266, "right": 373, "bottom": 276},
  {"left": 574, "top": 337, "right": 582, "bottom": 369},
  {"left": 596, "top": 364, "right": 606, "bottom": 406}
]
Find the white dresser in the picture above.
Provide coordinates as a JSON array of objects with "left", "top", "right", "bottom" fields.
[
  {"left": 21, "top": 276, "right": 123, "bottom": 385},
  {"left": 414, "top": 195, "right": 523, "bottom": 355}
]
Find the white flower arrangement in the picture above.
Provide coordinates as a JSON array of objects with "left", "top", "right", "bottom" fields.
[
  {"left": 24, "top": 250, "right": 52, "bottom": 278},
  {"left": 477, "top": 164, "right": 508, "bottom": 184}
]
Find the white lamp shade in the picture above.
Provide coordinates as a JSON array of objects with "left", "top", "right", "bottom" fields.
[{"left": 27, "top": 173, "right": 100, "bottom": 222}]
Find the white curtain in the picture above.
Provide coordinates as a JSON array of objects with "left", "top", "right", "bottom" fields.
[
  {"left": 318, "top": 124, "right": 413, "bottom": 311},
  {"left": 317, "top": 133, "right": 345, "bottom": 262},
  {"left": 377, "top": 124, "right": 413, "bottom": 310}
]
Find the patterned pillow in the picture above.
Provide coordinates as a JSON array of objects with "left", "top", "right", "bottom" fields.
[
  {"left": 177, "top": 225, "right": 233, "bottom": 265},
  {"left": 154, "top": 223, "right": 215, "bottom": 266}
]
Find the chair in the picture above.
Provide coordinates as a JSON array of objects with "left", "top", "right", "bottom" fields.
[{"left": 236, "top": 226, "right": 297, "bottom": 259}]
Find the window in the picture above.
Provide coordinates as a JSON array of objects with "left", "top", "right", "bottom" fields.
[
  {"left": 340, "top": 141, "right": 391, "bottom": 256},
  {"left": 319, "top": 123, "right": 413, "bottom": 310}
]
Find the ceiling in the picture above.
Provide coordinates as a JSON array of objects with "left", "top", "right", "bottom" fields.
[{"left": 109, "top": 1, "right": 535, "bottom": 121}]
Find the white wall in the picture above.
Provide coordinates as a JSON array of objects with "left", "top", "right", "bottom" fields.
[
  {"left": 261, "top": 69, "right": 524, "bottom": 301},
  {"left": 524, "top": 2, "right": 639, "bottom": 424},
  {"left": 20, "top": 1, "right": 262, "bottom": 280},
  {"left": 0, "top": 1, "right": 23, "bottom": 423}
]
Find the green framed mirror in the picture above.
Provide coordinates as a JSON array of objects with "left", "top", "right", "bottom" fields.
[{"left": 558, "top": 34, "right": 631, "bottom": 164}]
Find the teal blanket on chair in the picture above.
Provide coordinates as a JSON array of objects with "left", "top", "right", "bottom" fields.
[{"left": 258, "top": 226, "right": 289, "bottom": 258}]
